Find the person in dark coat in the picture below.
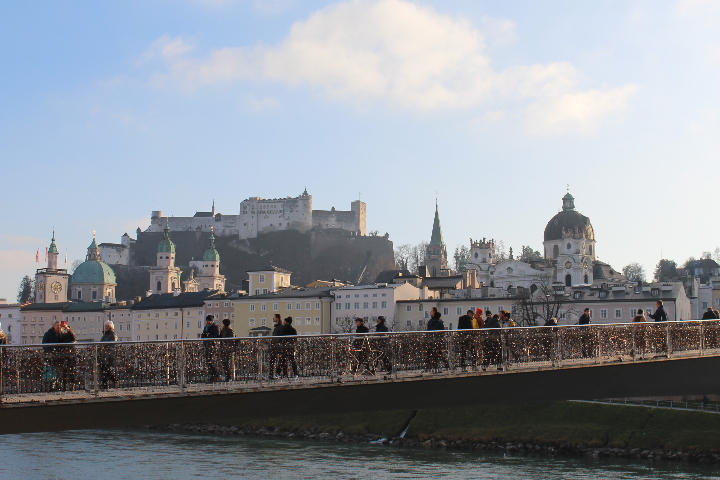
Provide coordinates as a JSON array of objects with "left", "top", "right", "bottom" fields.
[
  {"left": 577, "top": 308, "right": 593, "bottom": 357},
  {"left": 42, "top": 321, "right": 76, "bottom": 391},
  {"left": 280, "top": 316, "right": 299, "bottom": 377},
  {"left": 219, "top": 319, "right": 235, "bottom": 382},
  {"left": 201, "top": 315, "right": 221, "bottom": 381},
  {"left": 355, "top": 318, "right": 370, "bottom": 334},
  {"left": 268, "top": 314, "right": 284, "bottom": 379},
  {"left": 578, "top": 308, "right": 591, "bottom": 325},
  {"left": 352, "top": 318, "right": 372, "bottom": 375},
  {"left": 648, "top": 300, "right": 668, "bottom": 322},
  {"left": 99, "top": 321, "right": 118, "bottom": 389},
  {"left": 425, "top": 308, "right": 448, "bottom": 371},
  {"left": 481, "top": 314, "right": 502, "bottom": 371},
  {"left": 374, "top": 316, "right": 392, "bottom": 373},
  {"left": 702, "top": 308, "right": 716, "bottom": 320},
  {"left": 456, "top": 311, "right": 474, "bottom": 371}
]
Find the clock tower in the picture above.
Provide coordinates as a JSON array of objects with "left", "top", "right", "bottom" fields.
[{"left": 35, "top": 232, "right": 69, "bottom": 303}]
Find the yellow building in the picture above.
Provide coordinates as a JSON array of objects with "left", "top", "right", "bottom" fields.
[
  {"left": 130, "top": 291, "right": 221, "bottom": 341},
  {"left": 233, "top": 287, "right": 335, "bottom": 337},
  {"left": 247, "top": 266, "right": 291, "bottom": 295}
]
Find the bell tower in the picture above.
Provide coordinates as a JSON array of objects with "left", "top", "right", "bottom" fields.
[{"left": 35, "top": 232, "right": 69, "bottom": 303}]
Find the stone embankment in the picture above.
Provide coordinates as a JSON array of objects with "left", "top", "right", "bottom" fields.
[{"left": 146, "top": 423, "right": 720, "bottom": 465}]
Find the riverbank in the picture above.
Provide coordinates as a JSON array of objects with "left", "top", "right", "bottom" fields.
[{"left": 146, "top": 401, "right": 720, "bottom": 465}]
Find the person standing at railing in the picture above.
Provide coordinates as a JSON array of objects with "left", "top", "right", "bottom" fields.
[
  {"left": 648, "top": 300, "right": 668, "bottom": 322},
  {"left": 648, "top": 300, "right": 670, "bottom": 353},
  {"left": 201, "top": 315, "right": 221, "bottom": 382},
  {"left": 472, "top": 309, "right": 484, "bottom": 367},
  {"left": 632, "top": 308, "right": 647, "bottom": 358},
  {"left": 42, "top": 320, "right": 76, "bottom": 392},
  {"left": 351, "top": 318, "right": 373, "bottom": 375},
  {"left": 268, "top": 314, "right": 284, "bottom": 380},
  {"left": 99, "top": 321, "right": 118, "bottom": 389},
  {"left": 577, "top": 308, "right": 594, "bottom": 358},
  {"left": 280, "top": 317, "right": 299, "bottom": 378},
  {"left": 219, "top": 319, "right": 235, "bottom": 382},
  {"left": 374, "top": 316, "right": 392, "bottom": 373},
  {"left": 482, "top": 314, "right": 502, "bottom": 371},
  {"left": 456, "top": 310, "right": 474, "bottom": 371},
  {"left": 425, "top": 308, "right": 448, "bottom": 372},
  {"left": 702, "top": 308, "right": 717, "bottom": 320},
  {"left": 0, "top": 322, "right": 7, "bottom": 345}
]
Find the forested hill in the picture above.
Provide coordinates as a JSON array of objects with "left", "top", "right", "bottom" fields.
[{"left": 112, "top": 230, "right": 395, "bottom": 300}]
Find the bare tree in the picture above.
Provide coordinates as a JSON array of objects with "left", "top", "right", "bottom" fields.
[
  {"left": 394, "top": 244, "right": 413, "bottom": 271},
  {"left": 69, "top": 259, "right": 82, "bottom": 274},
  {"left": 495, "top": 240, "right": 507, "bottom": 261},
  {"left": 519, "top": 245, "right": 542, "bottom": 262},
  {"left": 452, "top": 244, "right": 469, "bottom": 272},
  {"left": 384, "top": 315, "right": 401, "bottom": 332},
  {"left": 331, "top": 314, "right": 356, "bottom": 334},
  {"left": 513, "top": 276, "right": 577, "bottom": 326},
  {"left": 622, "top": 262, "right": 646, "bottom": 283}
]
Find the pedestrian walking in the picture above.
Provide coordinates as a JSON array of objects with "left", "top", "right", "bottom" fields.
[
  {"left": 351, "top": 318, "right": 372, "bottom": 375},
  {"left": 268, "top": 314, "right": 284, "bottom": 379},
  {"left": 99, "top": 321, "right": 118, "bottom": 389},
  {"left": 425, "top": 308, "right": 447, "bottom": 371},
  {"left": 201, "top": 314, "right": 221, "bottom": 382},
  {"left": 456, "top": 310, "right": 474, "bottom": 371},
  {"left": 648, "top": 300, "right": 668, "bottom": 322},
  {"left": 374, "top": 316, "right": 392, "bottom": 373},
  {"left": 578, "top": 308, "right": 593, "bottom": 358},
  {"left": 42, "top": 320, "right": 76, "bottom": 391}
]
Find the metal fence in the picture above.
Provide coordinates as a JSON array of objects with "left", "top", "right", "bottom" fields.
[{"left": 2, "top": 320, "right": 719, "bottom": 404}]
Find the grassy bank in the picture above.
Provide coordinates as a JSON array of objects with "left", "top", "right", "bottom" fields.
[
  {"left": 406, "top": 402, "right": 720, "bottom": 452},
  {"left": 226, "top": 402, "right": 720, "bottom": 452}
]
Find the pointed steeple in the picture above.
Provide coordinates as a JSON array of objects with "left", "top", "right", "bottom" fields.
[
  {"left": 429, "top": 203, "right": 444, "bottom": 246},
  {"left": 158, "top": 221, "right": 176, "bottom": 253},
  {"left": 48, "top": 230, "right": 59, "bottom": 254},
  {"left": 86, "top": 232, "right": 101, "bottom": 261},
  {"left": 212, "top": 199, "right": 216, "bottom": 216}
]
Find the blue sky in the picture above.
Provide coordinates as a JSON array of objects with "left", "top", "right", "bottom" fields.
[{"left": 1, "top": 0, "right": 719, "bottom": 301}]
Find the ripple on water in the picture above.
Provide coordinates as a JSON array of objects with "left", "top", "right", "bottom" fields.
[{"left": 1, "top": 430, "right": 719, "bottom": 480}]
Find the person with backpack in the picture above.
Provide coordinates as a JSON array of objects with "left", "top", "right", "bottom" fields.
[{"left": 201, "top": 315, "right": 221, "bottom": 382}]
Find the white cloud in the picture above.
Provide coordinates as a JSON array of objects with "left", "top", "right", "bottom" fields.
[
  {"left": 144, "top": 0, "right": 637, "bottom": 134},
  {"left": 142, "top": 35, "right": 195, "bottom": 63},
  {"left": 525, "top": 85, "right": 639, "bottom": 136},
  {"left": 244, "top": 94, "right": 280, "bottom": 110},
  {"left": 0, "top": 235, "right": 46, "bottom": 247}
]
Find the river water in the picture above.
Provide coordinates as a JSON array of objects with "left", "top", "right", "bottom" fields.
[{"left": 1, "top": 429, "right": 719, "bottom": 479}]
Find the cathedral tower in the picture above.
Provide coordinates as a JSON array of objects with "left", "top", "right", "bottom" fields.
[
  {"left": 35, "top": 232, "right": 69, "bottom": 303},
  {"left": 425, "top": 203, "right": 449, "bottom": 277},
  {"left": 149, "top": 223, "right": 182, "bottom": 294}
]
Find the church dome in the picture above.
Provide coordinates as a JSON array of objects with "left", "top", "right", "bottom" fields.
[
  {"left": 203, "top": 233, "right": 220, "bottom": 262},
  {"left": 544, "top": 193, "right": 594, "bottom": 242},
  {"left": 158, "top": 224, "right": 176, "bottom": 254},
  {"left": 72, "top": 259, "right": 117, "bottom": 285}
]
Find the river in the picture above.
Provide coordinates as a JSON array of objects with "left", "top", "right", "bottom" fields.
[{"left": 1, "top": 429, "right": 719, "bottom": 479}]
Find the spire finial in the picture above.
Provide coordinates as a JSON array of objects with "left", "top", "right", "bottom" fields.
[
  {"left": 567, "top": 183, "right": 569, "bottom": 193},
  {"left": 93, "top": 230, "right": 96, "bottom": 239}
]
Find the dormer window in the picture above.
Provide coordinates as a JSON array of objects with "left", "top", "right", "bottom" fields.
[
  {"left": 567, "top": 243, "right": 571, "bottom": 250},
  {"left": 599, "top": 291, "right": 607, "bottom": 298},
  {"left": 651, "top": 289, "right": 659, "bottom": 296},
  {"left": 574, "top": 292, "right": 581, "bottom": 299}
]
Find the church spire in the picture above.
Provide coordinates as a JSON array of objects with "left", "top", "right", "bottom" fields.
[
  {"left": 430, "top": 203, "right": 444, "bottom": 246},
  {"left": 212, "top": 199, "right": 215, "bottom": 216}
]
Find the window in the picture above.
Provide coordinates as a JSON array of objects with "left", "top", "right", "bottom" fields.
[
  {"left": 254, "top": 289, "right": 260, "bottom": 295},
  {"left": 186, "top": 321, "right": 190, "bottom": 328},
  {"left": 345, "top": 295, "right": 350, "bottom": 298},
  {"left": 614, "top": 309, "right": 622, "bottom": 319},
  {"left": 174, "top": 322, "right": 178, "bottom": 329},
  {"left": 381, "top": 301, "right": 387, "bottom": 308},
  {"left": 406, "top": 320, "right": 412, "bottom": 327},
  {"left": 372, "top": 302, "right": 377, "bottom": 309},
  {"left": 418, "top": 304, "right": 423, "bottom": 311},
  {"left": 259, "top": 274, "right": 265, "bottom": 283},
  {"left": 599, "top": 291, "right": 607, "bottom": 298},
  {"left": 406, "top": 305, "right": 412, "bottom": 312},
  {"left": 354, "top": 294, "right": 359, "bottom": 298},
  {"left": 164, "top": 322, "right": 168, "bottom": 329},
  {"left": 287, "top": 303, "right": 293, "bottom": 310},
  {"left": 600, "top": 309, "right": 607, "bottom": 319},
  {"left": 224, "top": 302, "right": 229, "bottom": 307},
  {"left": 363, "top": 302, "right": 369, "bottom": 309},
  {"left": 424, "top": 311, "right": 429, "bottom": 319},
  {"left": 163, "top": 334, "right": 168, "bottom": 340},
  {"left": 456, "top": 307, "right": 462, "bottom": 315},
  {"left": 372, "top": 293, "right": 377, "bottom": 298},
  {"left": 262, "top": 289, "right": 268, "bottom": 294},
  {"left": 345, "top": 302, "right": 350, "bottom": 310},
  {"left": 296, "top": 303, "right": 301, "bottom": 310},
  {"left": 261, "top": 304, "right": 266, "bottom": 311},
  {"left": 154, "top": 334, "right": 158, "bottom": 340},
  {"left": 305, "top": 317, "right": 311, "bottom": 325},
  {"left": 155, "top": 313, "right": 159, "bottom": 317},
  {"left": 174, "top": 311, "right": 178, "bottom": 316},
  {"left": 250, "top": 304, "right": 255, "bottom": 311},
  {"left": 702, "top": 302, "right": 708, "bottom": 309},
  {"left": 261, "top": 318, "right": 267, "bottom": 326},
  {"left": 314, "top": 317, "right": 320, "bottom": 325},
  {"left": 250, "top": 318, "right": 256, "bottom": 327},
  {"left": 381, "top": 293, "right": 387, "bottom": 297},
  {"left": 630, "top": 309, "right": 638, "bottom": 317},
  {"left": 306, "top": 302, "right": 311, "bottom": 310},
  {"left": 354, "top": 302, "right": 360, "bottom": 309},
  {"left": 315, "top": 302, "right": 320, "bottom": 310},
  {"left": 443, "top": 307, "right": 449, "bottom": 315},
  {"left": 273, "top": 303, "right": 279, "bottom": 311},
  {"left": 173, "top": 334, "right": 178, "bottom": 340},
  {"left": 336, "top": 303, "right": 341, "bottom": 310}
]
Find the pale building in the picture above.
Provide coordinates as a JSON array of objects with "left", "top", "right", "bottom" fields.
[
  {"left": 131, "top": 291, "right": 219, "bottom": 340},
  {"left": 247, "top": 266, "right": 291, "bottom": 296},
  {"left": 34, "top": 233, "right": 69, "bottom": 304},
  {"left": 0, "top": 300, "right": 22, "bottom": 344},
  {"left": 20, "top": 303, "right": 68, "bottom": 344},
  {"left": 61, "top": 303, "right": 112, "bottom": 342},
  {"left": 71, "top": 236, "right": 117, "bottom": 302},
  {"left": 194, "top": 232, "right": 226, "bottom": 292},
  {"left": 233, "top": 287, "right": 334, "bottom": 337},
  {"left": 149, "top": 224, "right": 182, "bottom": 294},
  {"left": 331, "top": 282, "right": 428, "bottom": 332},
  {"left": 397, "top": 297, "right": 517, "bottom": 331}
]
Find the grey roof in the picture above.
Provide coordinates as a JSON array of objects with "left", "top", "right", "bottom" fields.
[
  {"left": 21, "top": 302, "right": 71, "bottom": 312},
  {"left": 569, "top": 282, "right": 685, "bottom": 303},
  {"left": 64, "top": 302, "right": 110, "bottom": 312},
  {"left": 193, "top": 212, "right": 214, "bottom": 217},
  {"left": 423, "top": 276, "right": 464, "bottom": 289},
  {"left": 592, "top": 261, "right": 628, "bottom": 282},
  {"left": 374, "top": 269, "right": 413, "bottom": 284},
  {"left": 132, "top": 291, "right": 219, "bottom": 310},
  {"left": 246, "top": 266, "right": 292, "bottom": 274},
  {"left": 239, "top": 287, "right": 335, "bottom": 300}
]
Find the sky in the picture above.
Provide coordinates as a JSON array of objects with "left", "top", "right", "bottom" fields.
[{"left": 1, "top": 0, "right": 720, "bottom": 301}]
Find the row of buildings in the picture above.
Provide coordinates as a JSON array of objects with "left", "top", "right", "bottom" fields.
[{"left": 8, "top": 192, "right": 707, "bottom": 345}]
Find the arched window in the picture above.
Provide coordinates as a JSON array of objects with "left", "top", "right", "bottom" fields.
[
  {"left": 172, "top": 281, "right": 176, "bottom": 290},
  {"left": 589, "top": 245, "right": 593, "bottom": 255},
  {"left": 530, "top": 284, "right": 538, "bottom": 294},
  {"left": 565, "top": 274, "right": 572, "bottom": 287},
  {"left": 584, "top": 274, "right": 589, "bottom": 284},
  {"left": 157, "top": 281, "right": 162, "bottom": 291},
  {"left": 507, "top": 285, "right": 514, "bottom": 291},
  {"left": 566, "top": 243, "right": 571, "bottom": 250},
  {"left": 553, "top": 245, "right": 559, "bottom": 258},
  {"left": 474, "top": 252, "right": 478, "bottom": 258}
]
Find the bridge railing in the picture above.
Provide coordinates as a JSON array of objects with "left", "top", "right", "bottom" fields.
[{"left": 1, "top": 320, "right": 719, "bottom": 403}]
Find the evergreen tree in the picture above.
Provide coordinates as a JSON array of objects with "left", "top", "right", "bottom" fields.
[{"left": 17, "top": 275, "right": 34, "bottom": 303}]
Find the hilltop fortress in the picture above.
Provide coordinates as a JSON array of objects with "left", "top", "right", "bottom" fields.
[{"left": 146, "top": 189, "right": 366, "bottom": 239}]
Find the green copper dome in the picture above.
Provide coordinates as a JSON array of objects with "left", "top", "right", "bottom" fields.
[
  {"left": 203, "top": 233, "right": 220, "bottom": 262},
  {"left": 48, "top": 232, "right": 59, "bottom": 254},
  {"left": 158, "top": 224, "right": 176, "bottom": 254},
  {"left": 73, "top": 260, "right": 117, "bottom": 285}
]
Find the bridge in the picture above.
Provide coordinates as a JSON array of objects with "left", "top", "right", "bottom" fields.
[{"left": 2, "top": 320, "right": 720, "bottom": 434}]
